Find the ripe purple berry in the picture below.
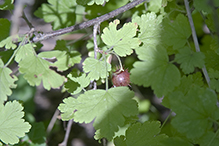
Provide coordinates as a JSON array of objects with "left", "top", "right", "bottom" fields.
[{"left": 112, "top": 69, "right": 130, "bottom": 87}]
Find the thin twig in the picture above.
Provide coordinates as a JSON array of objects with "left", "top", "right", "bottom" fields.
[
  {"left": 184, "top": 0, "right": 211, "bottom": 87},
  {"left": 47, "top": 109, "right": 60, "bottom": 133},
  {"left": 22, "top": 11, "right": 34, "bottom": 29},
  {"left": 59, "top": 119, "right": 74, "bottom": 146},
  {"left": 32, "top": 0, "right": 146, "bottom": 43}
]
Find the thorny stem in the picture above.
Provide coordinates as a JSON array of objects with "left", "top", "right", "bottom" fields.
[
  {"left": 184, "top": 0, "right": 211, "bottom": 87},
  {"left": 93, "top": 23, "right": 100, "bottom": 90},
  {"left": 31, "top": 0, "right": 147, "bottom": 43}
]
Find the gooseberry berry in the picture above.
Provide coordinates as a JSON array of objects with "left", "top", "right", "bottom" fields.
[{"left": 112, "top": 69, "right": 130, "bottom": 87}]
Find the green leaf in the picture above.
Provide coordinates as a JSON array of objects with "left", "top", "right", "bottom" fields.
[
  {"left": 130, "top": 45, "right": 180, "bottom": 97},
  {"left": 28, "top": 122, "right": 46, "bottom": 144},
  {"left": 76, "top": 0, "right": 92, "bottom": 5},
  {"left": 132, "top": 12, "right": 163, "bottom": 48},
  {"left": 198, "top": 131, "right": 219, "bottom": 146},
  {"left": 34, "top": 0, "right": 78, "bottom": 30},
  {"left": 209, "top": 68, "right": 219, "bottom": 92},
  {"left": 58, "top": 97, "right": 77, "bottom": 121},
  {"left": 101, "top": 19, "right": 140, "bottom": 57},
  {"left": 0, "top": 35, "right": 19, "bottom": 49},
  {"left": 83, "top": 57, "right": 111, "bottom": 81},
  {"left": 0, "top": 59, "right": 17, "bottom": 104},
  {"left": 38, "top": 50, "right": 81, "bottom": 71},
  {"left": 59, "top": 87, "right": 138, "bottom": 140},
  {"left": 15, "top": 44, "right": 36, "bottom": 62},
  {"left": 169, "top": 86, "right": 219, "bottom": 139},
  {"left": 87, "top": 0, "right": 109, "bottom": 5},
  {"left": 18, "top": 55, "right": 65, "bottom": 90},
  {"left": 0, "top": 0, "right": 14, "bottom": 10},
  {"left": 148, "top": 0, "right": 162, "bottom": 13},
  {"left": 205, "top": 50, "right": 219, "bottom": 71},
  {"left": 161, "top": 137, "right": 193, "bottom": 146},
  {"left": 193, "top": 0, "right": 219, "bottom": 14},
  {"left": 65, "top": 73, "right": 90, "bottom": 95},
  {"left": 175, "top": 47, "right": 205, "bottom": 74},
  {"left": 0, "top": 100, "right": 31, "bottom": 145},
  {"left": 162, "top": 14, "right": 191, "bottom": 50},
  {"left": 0, "top": 19, "right": 11, "bottom": 41},
  {"left": 162, "top": 72, "right": 204, "bottom": 108},
  {"left": 114, "top": 121, "right": 167, "bottom": 146}
]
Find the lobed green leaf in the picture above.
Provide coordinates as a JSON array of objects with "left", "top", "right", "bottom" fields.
[
  {"left": 162, "top": 14, "right": 191, "bottom": 50},
  {"left": 168, "top": 86, "right": 219, "bottom": 139},
  {"left": 18, "top": 54, "right": 65, "bottom": 90},
  {"left": 0, "top": 59, "right": 17, "bottom": 104},
  {"left": 101, "top": 19, "right": 140, "bottom": 57},
  {"left": 130, "top": 45, "right": 180, "bottom": 97},
  {"left": 59, "top": 87, "right": 138, "bottom": 140},
  {"left": 34, "top": 0, "right": 78, "bottom": 30},
  {"left": 132, "top": 12, "right": 163, "bottom": 49},
  {"left": 0, "top": 100, "right": 31, "bottom": 145},
  {"left": 175, "top": 47, "right": 205, "bottom": 74},
  {"left": 83, "top": 57, "right": 111, "bottom": 81},
  {"left": 114, "top": 121, "right": 167, "bottom": 146}
]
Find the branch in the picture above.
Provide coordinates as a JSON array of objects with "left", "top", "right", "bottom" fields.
[
  {"left": 59, "top": 119, "right": 74, "bottom": 146},
  {"left": 184, "top": 0, "right": 211, "bottom": 87},
  {"left": 32, "top": 0, "right": 146, "bottom": 43}
]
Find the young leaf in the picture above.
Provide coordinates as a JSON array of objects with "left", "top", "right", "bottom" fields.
[
  {"left": 130, "top": 45, "right": 180, "bottom": 97},
  {"left": 101, "top": 19, "right": 140, "bottom": 57},
  {"left": 132, "top": 12, "right": 163, "bottom": 48},
  {"left": 34, "top": 0, "right": 78, "bottom": 30},
  {"left": 162, "top": 14, "right": 191, "bottom": 50},
  {"left": 59, "top": 87, "right": 138, "bottom": 140},
  {"left": 65, "top": 73, "right": 90, "bottom": 95},
  {"left": 0, "top": 35, "right": 18, "bottom": 49},
  {"left": 83, "top": 57, "right": 111, "bottom": 81},
  {"left": 18, "top": 55, "right": 65, "bottom": 90},
  {"left": 175, "top": 47, "right": 205, "bottom": 74},
  {"left": 0, "top": 100, "right": 31, "bottom": 145},
  {"left": 169, "top": 86, "right": 219, "bottom": 139},
  {"left": 0, "top": 59, "right": 17, "bottom": 103},
  {"left": 114, "top": 121, "right": 167, "bottom": 146}
]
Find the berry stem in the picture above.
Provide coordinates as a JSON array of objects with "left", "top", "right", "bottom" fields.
[{"left": 110, "top": 51, "right": 124, "bottom": 72}]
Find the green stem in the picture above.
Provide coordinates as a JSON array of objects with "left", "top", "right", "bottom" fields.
[
  {"left": 160, "top": 111, "right": 172, "bottom": 130},
  {"left": 208, "top": 128, "right": 219, "bottom": 146},
  {"left": 103, "top": 53, "right": 109, "bottom": 91},
  {"left": 4, "top": 48, "right": 18, "bottom": 67}
]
